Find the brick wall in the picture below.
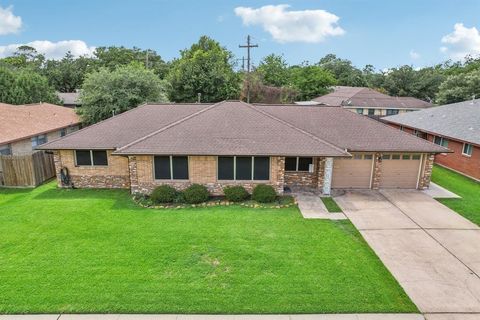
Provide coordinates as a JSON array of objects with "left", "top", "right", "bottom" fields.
[
  {"left": 54, "top": 150, "right": 130, "bottom": 188},
  {"left": 372, "top": 152, "right": 382, "bottom": 189},
  {"left": 418, "top": 153, "right": 435, "bottom": 189},
  {"left": 131, "top": 155, "right": 286, "bottom": 195},
  {"left": 389, "top": 123, "right": 480, "bottom": 181},
  {"left": 284, "top": 157, "right": 325, "bottom": 190}
]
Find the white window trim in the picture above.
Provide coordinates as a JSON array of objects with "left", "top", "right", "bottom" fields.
[
  {"left": 74, "top": 150, "right": 109, "bottom": 167},
  {"left": 462, "top": 143, "right": 473, "bottom": 157},
  {"left": 153, "top": 155, "right": 190, "bottom": 181},
  {"left": 216, "top": 156, "right": 270, "bottom": 181}
]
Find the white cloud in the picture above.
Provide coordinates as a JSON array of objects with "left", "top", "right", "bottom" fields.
[
  {"left": 234, "top": 4, "right": 345, "bottom": 43},
  {"left": 409, "top": 50, "right": 420, "bottom": 60},
  {"left": 441, "top": 23, "right": 480, "bottom": 60},
  {"left": 0, "top": 40, "right": 96, "bottom": 59},
  {"left": 0, "top": 5, "right": 22, "bottom": 35}
]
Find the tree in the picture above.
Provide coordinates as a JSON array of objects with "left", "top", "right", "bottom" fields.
[
  {"left": 240, "top": 71, "right": 297, "bottom": 103},
  {"left": 167, "top": 36, "right": 241, "bottom": 102},
  {"left": 436, "top": 69, "right": 480, "bottom": 104},
  {"left": 318, "top": 54, "right": 366, "bottom": 87},
  {"left": 289, "top": 64, "right": 336, "bottom": 101},
  {"left": 256, "top": 54, "right": 290, "bottom": 87},
  {"left": 0, "top": 66, "right": 59, "bottom": 104},
  {"left": 78, "top": 63, "right": 169, "bottom": 125},
  {"left": 42, "top": 52, "right": 97, "bottom": 92},
  {"left": 94, "top": 46, "right": 169, "bottom": 79}
]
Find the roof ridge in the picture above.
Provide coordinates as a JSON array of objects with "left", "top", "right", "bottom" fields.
[
  {"left": 114, "top": 101, "right": 224, "bottom": 153},
  {"left": 241, "top": 101, "right": 350, "bottom": 156}
]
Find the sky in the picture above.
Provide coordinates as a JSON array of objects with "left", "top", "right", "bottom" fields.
[{"left": 1, "top": 0, "right": 480, "bottom": 70}]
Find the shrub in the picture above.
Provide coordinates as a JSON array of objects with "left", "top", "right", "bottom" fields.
[
  {"left": 150, "top": 185, "right": 177, "bottom": 203},
  {"left": 183, "top": 184, "right": 209, "bottom": 204},
  {"left": 252, "top": 184, "right": 277, "bottom": 203},
  {"left": 223, "top": 186, "right": 250, "bottom": 202}
]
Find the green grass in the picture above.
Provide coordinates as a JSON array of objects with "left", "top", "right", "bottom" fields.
[
  {"left": 0, "top": 182, "right": 416, "bottom": 314},
  {"left": 431, "top": 165, "right": 480, "bottom": 225},
  {"left": 321, "top": 197, "right": 343, "bottom": 213}
]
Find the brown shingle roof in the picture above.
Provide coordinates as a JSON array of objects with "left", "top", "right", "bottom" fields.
[
  {"left": 0, "top": 103, "right": 80, "bottom": 145},
  {"left": 114, "top": 101, "right": 349, "bottom": 157},
  {"left": 312, "top": 86, "right": 433, "bottom": 109},
  {"left": 39, "top": 100, "right": 447, "bottom": 155}
]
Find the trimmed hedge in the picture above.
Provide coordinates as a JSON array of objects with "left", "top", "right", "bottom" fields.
[
  {"left": 183, "top": 184, "right": 210, "bottom": 204},
  {"left": 150, "top": 185, "right": 177, "bottom": 203},
  {"left": 223, "top": 186, "right": 250, "bottom": 202},
  {"left": 252, "top": 184, "right": 277, "bottom": 203}
]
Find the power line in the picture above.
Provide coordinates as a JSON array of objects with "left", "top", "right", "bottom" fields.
[{"left": 239, "top": 35, "right": 258, "bottom": 103}]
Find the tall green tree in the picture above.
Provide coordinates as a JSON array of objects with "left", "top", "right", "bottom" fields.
[
  {"left": 79, "top": 63, "right": 169, "bottom": 125},
  {"left": 1, "top": 46, "right": 45, "bottom": 71},
  {"left": 436, "top": 69, "right": 480, "bottom": 104},
  {"left": 318, "top": 54, "right": 367, "bottom": 87},
  {"left": 289, "top": 64, "right": 336, "bottom": 101},
  {"left": 42, "top": 52, "right": 97, "bottom": 92},
  {"left": 256, "top": 54, "right": 290, "bottom": 87},
  {"left": 0, "top": 66, "right": 59, "bottom": 104},
  {"left": 94, "top": 46, "right": 169, "bottom": 79},
  {"left": 167, "top": 36, "right": 241, "bottom": 102}
]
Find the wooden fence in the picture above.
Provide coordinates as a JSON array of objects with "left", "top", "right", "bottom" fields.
[{"left": 0, "top": 151, "right": 55, "bottom": 187}]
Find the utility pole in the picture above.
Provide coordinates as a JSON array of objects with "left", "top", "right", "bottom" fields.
[{"left": 239, "top": 35, "right": 258, "bottom": 103}]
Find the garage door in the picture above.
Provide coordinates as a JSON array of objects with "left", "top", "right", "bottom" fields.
[
  {"left": 380, "top": 154, "right": 422, "bottom": 189},
  {"left": 332, "top": 154, "right": 374, "bottom": 188}
]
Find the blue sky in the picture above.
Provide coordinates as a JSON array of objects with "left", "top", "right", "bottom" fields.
[{"left": 1, "top": 0, "right": 480, "bottom": 70}]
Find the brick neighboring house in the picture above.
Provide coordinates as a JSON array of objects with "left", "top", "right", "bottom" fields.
[
  {"left": 384, "top": 99, "right": 480, "bottom": 181},
  {"left": 38, "top": 100, "right": 447, "bottom": 195},
  {"left": 0, "top": 103, "right": 81, "bottom": 156},
  {"left": 300, "top": 86, "right": 433, "bottom": 118}
]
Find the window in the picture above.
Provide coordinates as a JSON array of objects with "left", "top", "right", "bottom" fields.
[
  {"left": 412, "top": 154, "right": 421, "bottom": 160},
  {"left": 75, "top": 150, "right": 108, "bottom": 166},
  {"left": 368, "top": 109, "right": 375, "bottom": 116},
  {"left": 0, "top": 144, "right": 11, "bottom": 155},
  {"left": 382, "top": 154, "right": 391, "bottom": 160},
  {"left": 356, "top": 108, "right": 364, "bottom": 114},
  {"left": 353, "top": 154, "right": 363, "bottom": 160},
  {"left": 364, "top": 154, "right": 373, "bottom": 160},
  {"left": 400, "top": 126, "right": 404, "bottom": 131},
  {"left": 386, "top": 109, "right": 399, "bottom": 116},
  {"left": 218, "top": 156, "right": 270, "bottom": 181},
  {"left": 434, "top": 136, "right": 449, "bottom": 147},
  {"left": 285, "top": 157, "right": 313, "bottom": 172},
  {"left": 402, "top": 154, "right": 411, "bottom": 160},
  {"left": 392, "top": 154, "right": 401, "bottom": 160},
  {"left": 60, "top": 128, "right": 67, "bottom": 137},
  {"left": 154, "top": 156, "right": 189, "bottom": 180},
  {"left": 31, "top": 134, "right": 47, "bottom": 148},
  {"left": 463, "top": 143, "right": 473, "bottom": 156}
]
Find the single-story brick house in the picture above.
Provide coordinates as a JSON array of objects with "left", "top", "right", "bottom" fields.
[
  {"left": 39, "top": 100, "right": 447, "bottom": 195},
  {"left": 384, "top": 99, "right": 480, "bottom": 181}
]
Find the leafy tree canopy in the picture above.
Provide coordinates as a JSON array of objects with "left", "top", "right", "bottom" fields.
[
  {"left": 167, "top": 36, "right": 241, "bottom": 102},
  {"left": 256, "top": 54, "right": 290, "bottom": 87},
  {"left": 78, "top": 63, "right": 169, "bottom": 125},
  {"left": 318, "top": 54, "right": 367, "bottom": 87},
  {"left": 289, "top": 64, "right": 336, "bottom": 101},
  {"left": 436, "top": 69, "right": 480, "bottom": 104}
]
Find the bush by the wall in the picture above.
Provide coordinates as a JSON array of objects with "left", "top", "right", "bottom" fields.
[
  {"left": 223, "top": 186, "right": 250, "bottom": 202},
  {"left": 150, "top": 185, "right": 177, "bottom": 203},
  {"left": 183, "top": 184, "right": 209, "bottom": 204},
  {"left": 252, "top": 184, "right": 277, "bottom": 203}
]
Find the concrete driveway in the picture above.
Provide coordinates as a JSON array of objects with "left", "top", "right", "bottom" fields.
[{"left": 334, "top": 189, "right": 480, "bottom": 316}]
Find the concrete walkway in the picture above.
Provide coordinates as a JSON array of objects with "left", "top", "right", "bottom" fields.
[
  {"left": 0, "top": 314, "right": 425, "bottom": 320},
  {"left": 294, "top": 192, "right": 346, "bottom": 220},
  {"left": 334, "top": 189, "right": 480, "bottom": 316},
  {"left": 422, "top": 182, "right": 461, "bottom": 199}
]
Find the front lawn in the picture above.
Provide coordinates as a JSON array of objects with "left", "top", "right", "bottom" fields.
[
  {"left": 0, "top": 182, "right": 416, "bottom": 314},
  {"left": 431, "top": 165, "right": 480, "bottom": 225}
]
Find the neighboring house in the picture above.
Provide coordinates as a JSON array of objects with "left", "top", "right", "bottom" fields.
[
  {"left": 0, "top": 103, "right": 81, "bottom": 156},
  {"left": 57, "top": 91, "right": 81, "bottom": 108},
  {"left": 38, "top": 101, "right": 446, "bottom": 195},
  {"left": 301, "top": 86, "right": 433, "bottom": 117},
  {"left": 384, "top": 99, "right": 480, "bottom": 181}
]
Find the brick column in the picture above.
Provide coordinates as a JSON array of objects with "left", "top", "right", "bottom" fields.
[
  {"left": 322, "top": 157, "right": 333, "bottom": 195},
  {"left": 316, "top": 157, "right": 326, "bottom": 191},
  {"left": 276, "top": 157, "right": 285, "bottom": 194},
  {"left": 372, "top": 152, "right": 382, "bottom": 189},
  {"left": 52, "top": 150, "right": 63, "bottom": 187},
  {"left": 419, "top": 153, "right": 434, "bottom": 189},
  {"left": 128, "top": 156, "right": 139, "bottom": 194}
]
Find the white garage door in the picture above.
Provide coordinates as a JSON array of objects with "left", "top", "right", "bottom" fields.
[
  {"left": 380, "top": 154, "right": 422, "bottom": 189},
  {"left": 332, "top": 154, "right": 374, "bottom": 189}
]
